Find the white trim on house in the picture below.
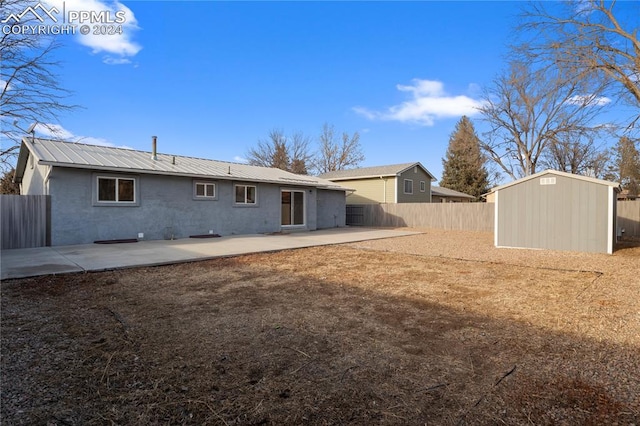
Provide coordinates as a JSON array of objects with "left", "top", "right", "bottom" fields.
[
  {"left": 494, "top": 190, "right": 499, "bottom": 247},
  {"left": 607, "top": 186, "right": 614, "bottom": 254}
]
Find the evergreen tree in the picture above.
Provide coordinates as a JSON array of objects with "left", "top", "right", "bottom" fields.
[
  {"left": 613, "top": 136, "right": 640, "bottom": 198},
  {"left": 0, "top": 169, "right": 20, "bottom": 194},
  {"left": 440, "top": 116, "right": 490, "bottom": 199}
]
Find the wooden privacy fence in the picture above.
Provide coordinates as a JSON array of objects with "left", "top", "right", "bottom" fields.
[
  {"left": 1, "top": 195, "right": 50, "bottom": 249},
  {"left": 347, "top": 203, "right": 494, "bottom": 232},
  {"left": 348, "top": 201, "right": 640, "bottom": 237},
  {"left": 617, "top": 200, "right": 640, "bottom": 239}
]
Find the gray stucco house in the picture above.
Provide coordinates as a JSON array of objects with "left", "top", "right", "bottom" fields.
[
  {"left": 14, "top": 138, "right": 348, "bottom": 246},
  {"left": 493, "top": 169, "right": 620, "bottom": 254},
  {"left": 320, "top": 163, "right": 436, "bottom": 204}
]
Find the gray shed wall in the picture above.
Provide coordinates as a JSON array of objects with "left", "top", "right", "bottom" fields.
[
  {"left": 47, "top": 167, "right": 342, "bottom": 246},
  {"left": 496, "top": 173, "right": 611, "bottom": 253}
]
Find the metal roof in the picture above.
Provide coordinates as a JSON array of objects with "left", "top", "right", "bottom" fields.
[
  {"left": 490, "top": 169, "right": 621, "bottom": 193},
  {"left": 319, "top": 162, "right": 435, "bottom": 181},
  {"left": 431, "top": 186, "right": 475, "bottom": 199},
  {"left": 15, "top": 138, "right": 348, "bottom": 191}
]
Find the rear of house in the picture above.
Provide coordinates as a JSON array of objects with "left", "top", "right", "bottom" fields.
[
  {"left": 494, "top": 170, "right": 619, "bottom": 254},
  {"left": 14, "top": 138, "right": 348, "bottom": 246}
]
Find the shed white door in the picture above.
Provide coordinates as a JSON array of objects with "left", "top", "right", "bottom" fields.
[{"left": 281, "top": 190, "right": 305, "bottom": 226}]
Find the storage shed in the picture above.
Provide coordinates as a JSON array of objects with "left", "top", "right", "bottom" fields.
[{"left": 494, "top": 170, "right": 620, "bottom": 254}]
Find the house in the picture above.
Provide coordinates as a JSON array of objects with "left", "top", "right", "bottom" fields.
[
  {"left": 493, "top": 169, "right": 620, "bottom": 254},
  {"left": 319, "top": 162, "right": 436, "bottom": 204},
  {"left": 431, "top": 186, "right": 475, "bottom": 203},
  {"left": 14, "top": 137, "right": 349, "bottom": 246}
]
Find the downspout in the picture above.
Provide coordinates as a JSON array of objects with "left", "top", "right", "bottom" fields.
[{"left": 379, "top": 176, "right": 386, "bottom": 203}]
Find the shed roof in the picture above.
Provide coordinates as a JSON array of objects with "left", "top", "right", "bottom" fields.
[
  {"left": 490, "top": 169, "right": 620, "bottom": 193},
  {"left": 14, "top": 138, "right": 348, "bottom": 191},
  {"left": 319, "top": 162, "right": 435, "bottom": 181},
  {"left": 431, "top": 186, "right": 475, "bottom": 199}
]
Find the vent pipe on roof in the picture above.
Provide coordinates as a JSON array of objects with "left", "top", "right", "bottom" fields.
[{"left": 151, "top": 136, "right": 157, "bottom": 160}]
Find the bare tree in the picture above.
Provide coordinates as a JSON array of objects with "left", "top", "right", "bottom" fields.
[
  {"left": 521, "top": 0, "right": 640, "bottom": 127},
  {"left": 313, "top": 123, "right": 364, "bottom": 174},
  {"left": 246, "top": 129, "right": 312, "bottom": 174},
  {"left": 1, "top": 0, "right": 77, "bottom": 170},
  {"left": 479, "top": 60, "right": 609, "bottom": 179},
  {"left": 540, "top": 133, "right": 610, "bottom": 178}
]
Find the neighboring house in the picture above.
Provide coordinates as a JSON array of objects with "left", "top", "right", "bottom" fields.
[
  {"left": 320, "top": 162, "right": 436, "bottom": 204},
  {"left": 493, "top": 169, "right": 620, "bottom": 254},
  {"left": 14, "top": 138, "right": 348, "bottom": 246},
  {"left": 431, "top": 186, "right": 475, "bottom": 203}
]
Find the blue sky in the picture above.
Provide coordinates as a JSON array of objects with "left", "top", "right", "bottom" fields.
[{"left": 5, "top": 1, "right": 625, "bottom": 181}]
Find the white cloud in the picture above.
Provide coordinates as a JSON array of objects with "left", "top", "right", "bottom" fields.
[
  {"left": 568, "top": 94, "right": 612, "bottom": 107},
  {"left": 234, "top": 156, "right": 248, "bottom": 163},
  {"left": 353, "top": 79, "right": 485, "bottom": 126},
  {"left": 34, "top": 123, "right": 125, "bottom": 148},
  {"left": 44, "top": 0, "right": 142, "bottom": 64},
  {"left": 0, "top": 80, "right": 9, "bottom": 92}
]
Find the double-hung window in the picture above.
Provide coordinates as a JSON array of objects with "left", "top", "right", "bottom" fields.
[
  {"left": 404, "top": 179, "right": 413, "bottom": 195},
  {"left": 194, "top": 181, "right": 216, "bottom": 199},
  {"left": 235, "top": 184, "right": 257, "bottom": 204},
  {"left": 97, "top": 176, "right": 136, "bottom": 203}
]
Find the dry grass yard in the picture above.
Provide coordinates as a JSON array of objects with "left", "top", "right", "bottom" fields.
[{"left": 2, "top": 229, "right": 639, "bottom": 425}]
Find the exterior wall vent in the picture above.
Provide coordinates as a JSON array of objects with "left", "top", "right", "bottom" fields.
[{"left": 540, "top": 177, "right": 556, "bottom": 185}]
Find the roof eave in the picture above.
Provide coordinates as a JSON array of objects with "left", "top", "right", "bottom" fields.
[
  {"left": 13, "top": 138, "right": 32, "bottom": 183},
  {"left": 38, "top": 161, "right": 349, "bottom": 191}
]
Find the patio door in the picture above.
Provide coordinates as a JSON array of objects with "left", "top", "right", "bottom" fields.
[{"left": 281, "top": 190, "right": 305, "bottom": 226}]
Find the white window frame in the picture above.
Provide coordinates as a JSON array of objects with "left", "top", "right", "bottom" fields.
[
  {"left": 94, "top": 174, "right": 138, "bottom": 206},
  {"left": 281, "top": 189, "right": 306, "bottom": 227},
  {"left": 234, "top": 184, "right": 257, "bottom": 205},
  {"left": 404, "top": 179, "right": 413, "bottom": 195},
  {"left": 420, "top": 181, "right": 426, "bottom": 192},
  {"left": 194, "top": 181, "right": 216, "bottom": 200}
]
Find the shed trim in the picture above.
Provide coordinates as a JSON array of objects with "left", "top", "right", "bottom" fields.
[{"left": 607, "top": 186, "right": 614, "bottom": 254}]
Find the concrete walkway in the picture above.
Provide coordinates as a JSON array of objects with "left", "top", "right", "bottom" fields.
[{"left": 1, "top": 228, "right": 419, "bottom": 280}]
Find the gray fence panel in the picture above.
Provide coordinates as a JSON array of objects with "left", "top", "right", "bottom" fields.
[
  {"left": 1, "top": 195, "right": 50, "bottom": 249},
  {"left": 349, "top": 203, "right": 494, "bottom": 232},
  {"left": 351, "top": 200, "right": 640, "bottom": 237}
]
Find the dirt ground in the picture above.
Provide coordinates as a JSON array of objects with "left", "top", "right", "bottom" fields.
[{"left": 2, "top": 229, "right": 639, "bottom": 425}]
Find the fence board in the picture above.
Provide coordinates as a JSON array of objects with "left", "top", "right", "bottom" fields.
[
  {"left": 349, "top": 201, "right": 640, "bottom": 237},
  {"left": 348, "top": 203, "right": 495, "bottom": 232},
  {"left": 1, "top": 195, "right": 50, "bottom": 249},
  {"left": 617, "top": 200, "right": 640, "bottom": 239}
]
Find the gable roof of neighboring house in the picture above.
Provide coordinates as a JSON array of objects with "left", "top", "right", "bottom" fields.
[
  {"left": 14, "top": 138, "right": 348, "bottom": 191},
  {"left": 431, "top": 186, "right": 475, "bottom": 199},
  {"left": 319, "top": 162, "right": 436, "bottom": 181},
  {"left": 489, "top": 169, "right": 620, "bottom": 193}
]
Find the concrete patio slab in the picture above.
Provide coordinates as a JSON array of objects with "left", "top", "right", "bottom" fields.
[{"left": 1, "top": 227, "right": 419, "bottom": 280}]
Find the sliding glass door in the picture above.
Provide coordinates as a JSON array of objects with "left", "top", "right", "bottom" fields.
[{"left": 281, "top": 190, "right": 305, "bottom": 226}]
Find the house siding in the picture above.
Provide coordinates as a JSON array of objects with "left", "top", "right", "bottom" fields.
[
  {"left": 20, "top": 153, "right": 49, "bottom": 195},
  {"left": 316, "top": 189, "right": 346, "bottom": 228},
  {"left": 344, "top": 178, "right": 395, "bottom": 204},
  {"left": 496, "top": 173, "right": 610, "bottom": 253},
  {"left": 47, "top": 167, "right": 336, "bottom": 246},
  {"left": 396, "top": 167, "right": 432, "bottom": 203}
]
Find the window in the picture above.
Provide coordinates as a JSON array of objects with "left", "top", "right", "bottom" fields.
[
  {"left": 420, "top": 181, "right": 426, "bottom": 192},
  {"left": 194, "top": 181, "right": 216, "bottom": 199},
  {"left": 97, "top": 176, "right": 136, "bottom": 203},
  {"left": 235, "top": 184, "right": 256, "bottom": 204},
  {"left": 281, "top": 190, "right": 305, "bottom": 226},
  {"left": 404, "top": 179, "right": 413, "bottom": 194}
]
